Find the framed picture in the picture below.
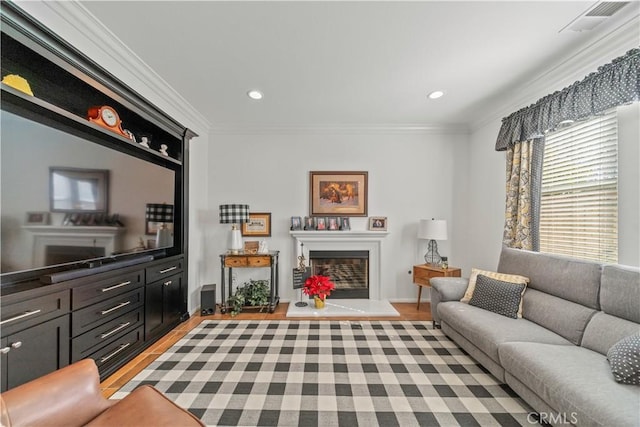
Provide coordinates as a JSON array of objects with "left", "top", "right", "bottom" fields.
[
  {"left": 315, "top": 217, "right": 327, "bottom": 230},
  {"left": 304, "top": 216, "right": 315, "bottom": 230},
  {"left": 25, "top": 211, "right": 49, "bottom": 225},
  {"left": 290, "top": 216, "right": 302, "bottom": 231},
  {"left": 309, "top": 171, "right": 368, "bottom": 216},
  {"left": 369, "top": 216, "right": 387, "bottom": 231},
  {"left": 244, "top": 240, "right": 259, "bottom": 254},
  {"left": 340, "top": 217, "right": 350, "bottom": 230},
  {"left": 242, "top": 212, "right": 272, "bottom": 237},
  {"left": 328, "top": 217, "right": 339, "bottom": 230},
  {"left": 146, "top": 221, "right": 174, "bottom": 235}
]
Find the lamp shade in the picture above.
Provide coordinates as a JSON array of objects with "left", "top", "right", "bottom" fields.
[
  {"left": 219, "top": 204, "right": 250, "bottom": 224},
  {"left": 418, "top": 219, "right": 448, "bottom": 240},
  {"left": 146, "top": 203, "right": 174, "bottom": 224}
]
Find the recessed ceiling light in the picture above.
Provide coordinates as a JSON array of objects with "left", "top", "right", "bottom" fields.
[
  {"left": 428, "top": 90, "right": 444, "bottom": 99},
  {"left": 247, "top": 90, "right": 263, "bottom": 100}
]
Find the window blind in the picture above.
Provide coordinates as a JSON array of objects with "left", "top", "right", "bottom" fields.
[{"left": 539, "top": 110, "right": 618, "bottom": 263}]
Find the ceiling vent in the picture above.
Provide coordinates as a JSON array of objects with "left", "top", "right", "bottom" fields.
[{"left": 560, "top": 1, "right": 630, "bottom": 33}]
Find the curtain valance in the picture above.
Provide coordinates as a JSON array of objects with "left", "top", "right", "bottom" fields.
[{"left": 495, "top": 48, "right": 639, "bottom": 151}]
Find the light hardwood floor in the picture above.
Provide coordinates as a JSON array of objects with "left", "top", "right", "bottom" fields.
[{"left": 100, "top": 301, "right": 432, "bottom": 398}]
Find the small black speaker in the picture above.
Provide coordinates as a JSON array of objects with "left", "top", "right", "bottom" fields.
[{"left": 201, "top": 284, "right": 216, "bottom": 316}]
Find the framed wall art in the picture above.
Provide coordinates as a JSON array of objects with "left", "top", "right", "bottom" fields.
[
  {"left": 242, "top": 212, "right": 272, "bottom": 237},
  {"left": 25, "top": 211, "right": 50, "bottom": 225},
  {"left": 309, "top": 171, "right": 368, "bottom": 216}
]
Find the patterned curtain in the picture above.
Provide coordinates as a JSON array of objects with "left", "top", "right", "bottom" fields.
[{"left": 503, "top": 139, "right": 543, "bottom": 250}]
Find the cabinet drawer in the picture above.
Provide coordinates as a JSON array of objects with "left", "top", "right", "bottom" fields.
[
  {"left": 0, "top": 290, "right": 70, "bottom": 337},
  {"left": 71, "top": 270, "right": 144, "bottom": 310},
  {"left": 146, "top": 258, "right": 183, "bottom": 283},
  {"left": 89, "top": 326, "right": 143, "bottom": 370},
  {"left": 71, "top": 307, "right": 143, "bottom": 362},
  {"left": 224, "top": 257, "right": 247, "bottom": 267},
  {"left": 247, "top": 256, "right": 271, "bottom": 267},
  {"left": 71, "top": 288, "right": 143, "bottom": 337},
  {"left": 413, "top": 267, "right": 438, "bottom": 283}
]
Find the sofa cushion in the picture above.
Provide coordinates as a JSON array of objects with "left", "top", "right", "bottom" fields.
[
  {"left": 499, "top": 342, "right": 640, "bottom": 427},
  {"left": 581, "top": 312, "right": 640, "bottom": 355},
  {"left": 600, "top": 264, "right": 640, "bottom": 323},
  {"left": 468, "top": 274, "right": 526, "bottom": 319},
  {"left": 522, "top": 289, "right": 597, "bottom": 345},
  {"left": 497, "top": 247, "right": 601, "bottom": 309},
  {"left": 607, "top": 334, "right": 640, "bottom": 385},
  {"left": 438, "top": 301, "right": 572, "bottom": 363}
]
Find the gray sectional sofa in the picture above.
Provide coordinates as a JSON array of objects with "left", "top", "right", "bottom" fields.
[{"left": 430, "top": 247, "right": 640, "bottom": 427}]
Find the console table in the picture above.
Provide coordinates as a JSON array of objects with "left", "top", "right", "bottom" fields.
[{"left": 219, "top": 251, "right": 280, "bottom": 314}]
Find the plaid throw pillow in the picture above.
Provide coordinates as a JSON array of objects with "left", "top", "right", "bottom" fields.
[{"left": 468, "top": 274, "right": 527, "bottom": 319}]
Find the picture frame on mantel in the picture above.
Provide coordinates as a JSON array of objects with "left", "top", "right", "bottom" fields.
[{"left": 309, "top": 171, "right": 368, "bottom": 216}]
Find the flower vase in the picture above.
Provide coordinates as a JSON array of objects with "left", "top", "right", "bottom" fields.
[{"left": 314, "top": 296, "right": 325, "bottom": 309}]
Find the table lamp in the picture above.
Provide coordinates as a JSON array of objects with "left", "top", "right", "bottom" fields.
[
  {"left": 219, "top": 204, "right": 250, "bottom": 254},
  {"left": 418, "top": 218, "right": 447, "bottom": 266},
  {"left": 146, "top": 203, "right": 174, "bottom": 248}
]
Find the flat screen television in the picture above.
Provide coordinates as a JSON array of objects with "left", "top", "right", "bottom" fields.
[{"left": 1, "top": 109, "right": 180, "bottom": 284}]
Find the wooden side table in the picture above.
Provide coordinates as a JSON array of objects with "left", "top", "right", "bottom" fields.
[
  {"left": 220, "top": 251, "right": 280, "bottom": 314},
  {"left": 413, "top": 264, "right": 461, "bottom": 310}
]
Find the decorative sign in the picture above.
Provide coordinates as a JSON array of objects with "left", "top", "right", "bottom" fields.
[{"left": 292, "top": 267, "right": 312, "bottom": 289}]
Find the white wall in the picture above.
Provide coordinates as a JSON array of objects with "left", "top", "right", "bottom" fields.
[
  {"left": 204, "top": 131, "right": 468, "bottom": 302},
  {"left": 617, "top": 103, "right": 640, "bottom": 267}
]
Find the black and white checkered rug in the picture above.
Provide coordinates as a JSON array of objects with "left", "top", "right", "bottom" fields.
[{"left": 113, "top": 321, "right": 532, "bottom": 426}]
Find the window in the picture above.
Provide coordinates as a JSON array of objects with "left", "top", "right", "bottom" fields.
[{"left": 539, "top": 110, "right": 618, "bottom": 263}]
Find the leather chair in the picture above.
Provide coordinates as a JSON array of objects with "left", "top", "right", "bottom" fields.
[{"left": 0, "top": 359, "right": 205, "bottom": 427}]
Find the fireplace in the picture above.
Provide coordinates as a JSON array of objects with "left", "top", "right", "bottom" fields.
[
  {"left": 310, "top": 250, "right": 369, "bottom": 299},
  {"left": 290, "top": 230, "right": 388, "bottom": 300},
  {"left": 46, "top": 245, "right": 105, "bottom": 265}
]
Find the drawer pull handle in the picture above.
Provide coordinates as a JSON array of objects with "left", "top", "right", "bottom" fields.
[
  {"left": 0, "top": 347, "right": 10, "bottom": 354},
  {"left": 100, "top": 301, "right": 131, "bottom": 315},
  {"left": 11, "top": 342, "right": 22, "bottom": 349},
  {"left": 159, "top": 266, "right": 177, "bottom": 274},
  {"left": 163, "top": 280, "right": 172, "bottom": 287},
  {"left": 99, "top": 343, "right": 131, "bottom": 363},
  {"left": 101, "top": 281, "right": 131, "bottom": 292},
  {"left": 100, "top": 322, "right": 131, "bottom": 339},
  {"left": 0, "top": 309, "right": 42, "bottom": 326}
]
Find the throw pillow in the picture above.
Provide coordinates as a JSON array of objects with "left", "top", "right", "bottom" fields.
[
  {"left": 607, "top": 334, "right": 640, "bottom": 385},
  {"left": 468, "top": 274, "right": 527, "bottom": 319},
  {"left": 461, "top": 268, "right": 529, "bottom": 317}
]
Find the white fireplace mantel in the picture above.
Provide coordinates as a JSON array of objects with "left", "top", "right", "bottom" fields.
[
  {"left": 23, "top": 225, "right": 123, "bottom": 266},
  {"left": 290, "top": 230, "right": 389, "bottom": 300}
]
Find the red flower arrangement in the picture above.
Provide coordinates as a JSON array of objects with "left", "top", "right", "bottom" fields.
[{"left": 303, "top": 275, "right": 335, "bottom": 300}]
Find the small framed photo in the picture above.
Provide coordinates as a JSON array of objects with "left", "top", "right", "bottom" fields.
[
  {"left": 368, "top": 216, "right": 387, "bottom": 231},
  {"left": 328, "top": 217, "right": 339, "bottom": 230},
  {"left": 291, "top": 216, "right": 302, "bottom": 230},
  {"left": 304, "top": 216, "right": 315, "bottom": 230},
  {"left": 242, "top": 212, "right": 272, "bottom": 237},
  {"left": 26, "top": 211, "right": 49, "bottom": 225},
  {"left": 316, "top": 217, "right": 327, "bottom": 230},
  {"left": 340, "top": 217, "right": 350, "bottom": 230}
]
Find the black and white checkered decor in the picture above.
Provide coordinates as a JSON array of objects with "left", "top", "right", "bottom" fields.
[
  {"left": 145, "top": 203, "right": 174, "bottom": 223},
  {"left": 113, "top": 321, "right": 532, "bottom": 426},
  {"left": 219, "top": 204, "right": 250, "bottom": 224}
]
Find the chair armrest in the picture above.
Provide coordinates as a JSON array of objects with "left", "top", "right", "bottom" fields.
[
  {"left": 430, "top": 277, "right": 468, "bottom": 301},
  {"left": 0, "top": 359, "right": 112, "bottom": 427}
]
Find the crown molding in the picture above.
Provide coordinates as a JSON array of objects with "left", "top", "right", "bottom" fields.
[
  {"left": 470, "top": 13, "right": 640, "bottom": 133},
  {"left": 15, "top": 0, "right": 211, "bottom": 136},
  {"left": 208, "top": 123, "right": 470, "bottom": 135}
]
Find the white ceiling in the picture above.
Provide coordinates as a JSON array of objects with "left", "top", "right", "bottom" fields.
[{"left": 80, "top": 1, "right": 638, "bottom": 131}]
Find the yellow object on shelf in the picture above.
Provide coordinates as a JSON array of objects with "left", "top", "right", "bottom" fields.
[{"left": 2, "top": 74, "right": 33, "bottom": 96}]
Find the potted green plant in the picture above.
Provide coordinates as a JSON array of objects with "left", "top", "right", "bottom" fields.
[{"left": 228, "top": 279, "right": 270, "bottom": 316}]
